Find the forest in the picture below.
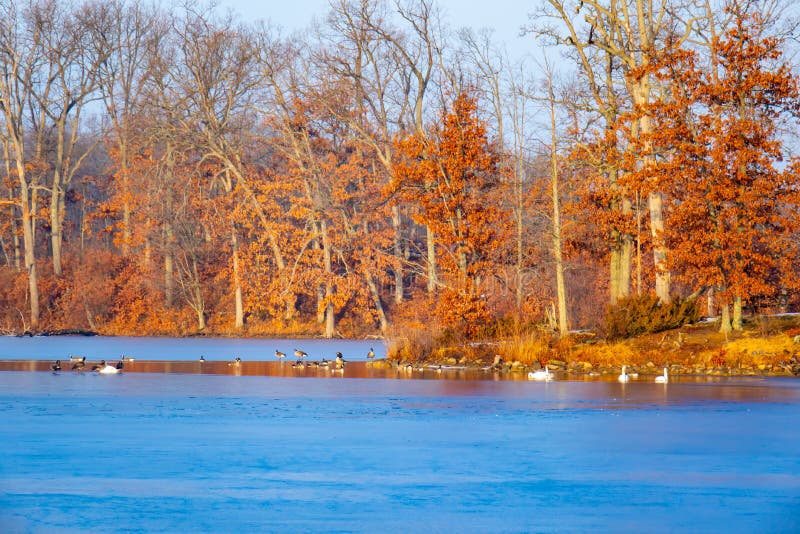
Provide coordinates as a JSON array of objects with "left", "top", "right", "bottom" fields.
[{"left": 0, "top": 0, "right": 799, "bottom": 346}]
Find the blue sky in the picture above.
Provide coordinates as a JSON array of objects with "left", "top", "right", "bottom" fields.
[{"left": 220, "top": 0, "right": 535, "bottom": 60}]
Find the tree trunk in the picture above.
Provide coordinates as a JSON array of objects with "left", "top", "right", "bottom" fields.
[
  {"left": 165, "top": 223, "right": 175, "bottom": 308},
  {"left": 733, "top": 295, "right": 743, "bottom": 331},
  {"left": 547, "top": 74, "right": 569, "bottom": 336},
  {"left": 231, "top": 226, "right": 244, "bottom": 330},
  {"left": 648, "top": 190, "right": 671, "bottom": 303},
  {"left": 321, "top": 219, "right": 335, "bottom": 339},
  {"left": 392, "top": 205, "right": 404, "bottom": 304},
  {"left": 426, "top": 225, "right": 437, "bottom": 293},
  {"left": 50, "top": 183, "right": 64, "bottom": 277},
  {"left": 720, "top": 300, "right": 732, "bottom": 334},
  {"left": 364, "top": 271, "right": 388, "bottom": 332},
  {"left": 17, "top": 159, "right": 39, "bottom": 330}
]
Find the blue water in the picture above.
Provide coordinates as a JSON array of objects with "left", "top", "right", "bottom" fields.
[
  {"left": 1, "top": 371, "right": 799, "bottom": 533},
  {"left": 0, "top": 335, "right": 383, "bottom": 361}
]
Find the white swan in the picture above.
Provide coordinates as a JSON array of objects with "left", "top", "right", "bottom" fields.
[
  {"left": 98, "top": 364, "right": 120, "bottom": 374},
  {"left": 655, "top": 367, "right": 669, "bottom": 383},
  {"left": 618, "top": 365, "right": 630, "bottom": 383},
  {"left": 528, "top": 365, "right": 554, "bottom": 381}
]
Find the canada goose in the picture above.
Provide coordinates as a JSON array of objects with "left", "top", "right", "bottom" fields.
[
  {"left": 72, "top": 357, "right": 86, "bottom": 370},
  {"left": 50, "top": 360, "right": 61, "bottom": 372},
  {"left": 528, "top": 365, "right": 554, "bottom": 381},
  {"left": 367, "top": 347, "right": 375, "bottom": 359},
  {"left": 69, "top": 354, "right": 84, "bottom": 362},
  {"left": 618, "top": 365, "right": 630, "bottom": 383},
  {"left": 655, "top": 367, "right": 669, "bottom": 384},
  {"left": 228, "top": 356, "right": 242, "bottom": 367},
  {"left": 120, "top": 355, "right": 134, "bottom": 362},
  {"left": 275, "top": 350, "right": 286, "bottom": 359},
  {"left": 335, "top": 352, "right": 345, "bottom": 369},
  {"left": 115, "top": 360, "right": 124, "bottom": 370},
  {"left": 91, "top": 360, "right": 107, "bottom": 371},
  {"left": 294, "top": 349, "right": 308, "bottom": 360},
  {"left": 199, "top": 355, "right": 205, "bottom": 362}
]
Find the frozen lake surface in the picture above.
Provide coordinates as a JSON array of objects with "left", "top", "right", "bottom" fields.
[{"left": 1, "top": 369, "right": 799, "bottom": 533}]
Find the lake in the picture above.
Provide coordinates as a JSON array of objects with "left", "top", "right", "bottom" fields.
[{"left": 1, "top": 337, "right": 799, "bottom": 533}]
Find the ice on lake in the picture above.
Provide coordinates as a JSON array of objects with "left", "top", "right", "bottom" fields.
[{"left": 1, "top": 368, "right": 799, "bottom": 533}]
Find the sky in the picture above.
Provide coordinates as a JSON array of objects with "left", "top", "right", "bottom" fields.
[{"left": 220, "top": 0, "right": 536, "bottom": 61}]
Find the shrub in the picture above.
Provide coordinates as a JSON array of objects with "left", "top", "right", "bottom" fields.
[{"left": 604, "top": 294, "right": 699, "bottom": 339}]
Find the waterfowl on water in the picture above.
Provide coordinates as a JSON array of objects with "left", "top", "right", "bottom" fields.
[
  {"left": 275, "top": 350, "right": 286, "bottom": 360},
  {"left": 335, "top": 352, "right": 346, "bottom": 369},
  {"left": 69, "top": 354, "right": 84, "bottom": 362},
  {"left": 199, "top": 355, "right": 205, "bottom": 363},
  {"left": 618, "top": 365, "right": 630, "bottom": 383},
  {"left": 91, "top": 360, "right": 107, "bottom": 371},
  {"left": 655, "top": 367, "right": 669, "bottom": 384},
  {"left": 228, "top": 356, "right": 242, "bottom": 367},
  {"left": 71, "top": 357, "right": 86, "bottom": 370},
  {"left": 294, "top": 349, "right": 308, "bottom": 360},
  {"left": 367, "top": 347, "right": 375, "bottom": 359},
  {"left": 291, "top": 360, "right": 305, "bottom": 369},
  {"left": 120, "top": 355, "right": 135, "bottom": 362},
  {"left": 528, "top": 365, "right": 554, "bottom": 381},
  {"left": 50, "top": 360, "right": 61, "bottom": 372},
  {"left": 98, "top": 362, "right": 121, "bottom": 374}
]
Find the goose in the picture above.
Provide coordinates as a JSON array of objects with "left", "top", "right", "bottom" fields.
[
  {"left": 618, "top": 365, "right": 630, "bottom": 383},
  {"left": 120, "top": 355, "right": 135, "bottom": 362},
  {"left": 69, "top": 354, "right": 84, "bottom": 362},
  {"left": 528, "top": 365, "right": 554, "bottom": 381},
  {"left": 228, "top": 356, "right": 242, "bottom": 367},
  {"left": 334, "top": 352, "right": 346, "bottom": 369},
  {"left": 655, "top": 367, "right": 669, "bottom": 384},
  {"left": 291, "top": 360, "right": 306, "bottom": 369},
  {"left": 71, "top": 357, "right": 86, "bottom": 371},
  {"left": 91, "top": 360, "right": 107, "bottom": 371},
  {"left": 275, "top": 350, "right": 286, "bottom": 360},
  {"left": 294, "top": 349, "right": 308, "bottom": 360},
  {"left": 367, "top": 347, "right": 375, "bottom": 359},
  {"left": 50, "top": 359, "right": 61, "bottom": 372},
  {"left": 199, "top": 355, "right": 206, "bottom": 363}
]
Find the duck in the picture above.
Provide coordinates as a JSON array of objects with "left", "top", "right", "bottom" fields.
[
  {"left": 275, "top": 350, "right": 286, "bottom": 360},
  {"left": 655, "top": 367, "right": 669, "bottom": 384},
  {"left": 528, "top": 364, "right": 554, "bottom": 381},
  {"left": 50, "top": 359, "right": 61, "bottom": 372},
  {"left": 294, "top": 349, "right": 308, "bottom": 360},
  {"left": 71, "top": 356, "right": 86, "bottom": 371},
  {"left": 367, "top": 347, "right": 375, "bottom": 359},
  {"left": 618, "top": 365, "right": 630, "bottom": 383}
]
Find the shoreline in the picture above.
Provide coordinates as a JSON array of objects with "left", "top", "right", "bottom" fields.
[{"left": 1, "top": 358, "right": 797, "bottom": 380}]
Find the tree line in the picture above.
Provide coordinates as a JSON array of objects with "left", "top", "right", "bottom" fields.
[{"left": 0, "top": 0, "right": 798, "bottom": 339}]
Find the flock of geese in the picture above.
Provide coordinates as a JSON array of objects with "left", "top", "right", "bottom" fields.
[
  {"left": 528, "top": 363, "right": 669, "bottom": 383},
  {"left": 50, "top": 348, "right": 668, "bottom": 383},
  {"left": 49, "top": 347, "right": 378, "bottom": 374},
  {"left": 49, "top": 355, "right": 125, "bottom": 374}
]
